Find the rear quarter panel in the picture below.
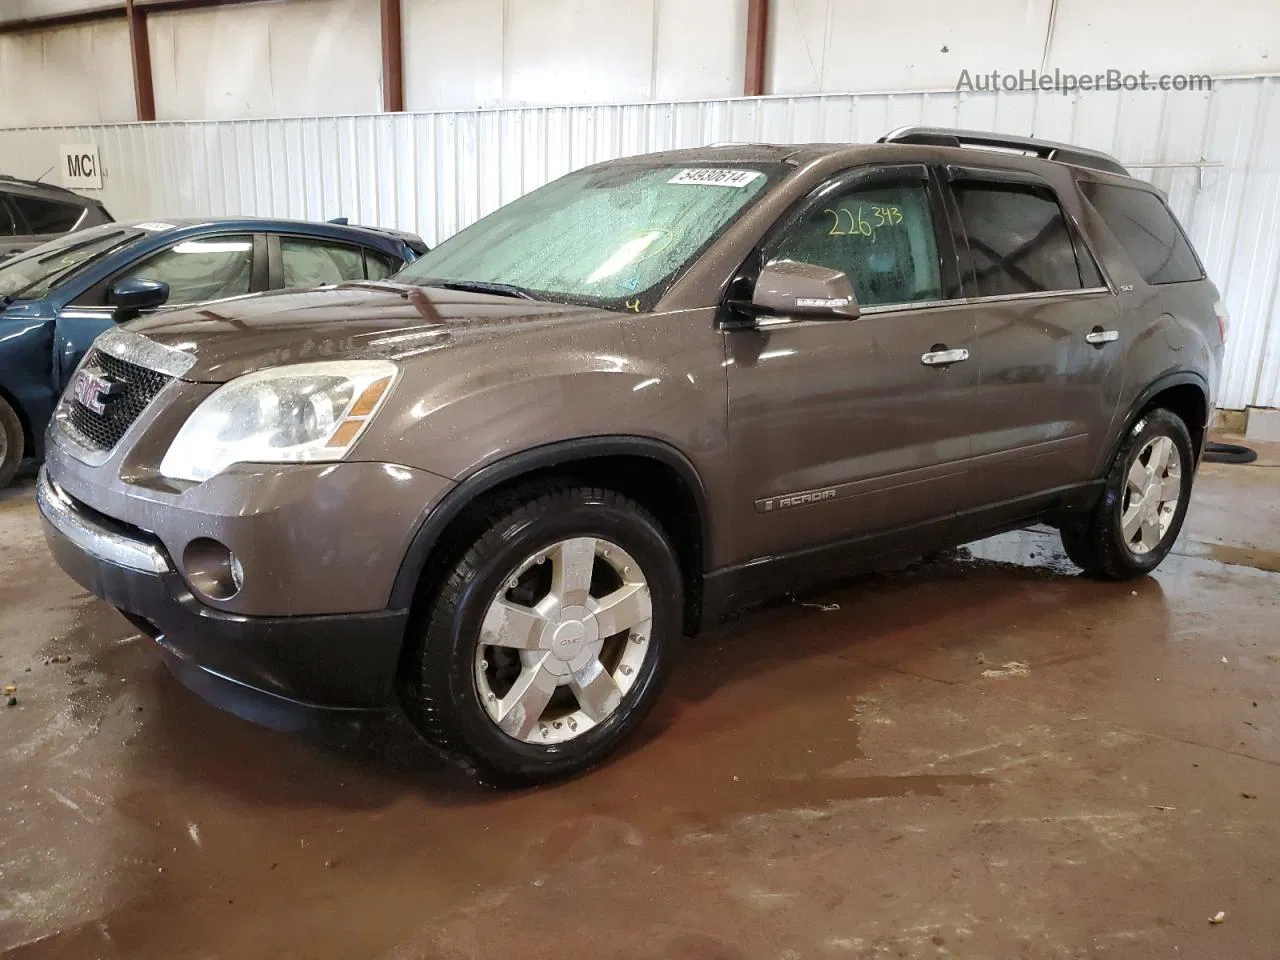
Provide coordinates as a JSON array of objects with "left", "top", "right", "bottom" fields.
[{"left": 1077, "top": 189, "right": 1220, "bottom": 476}]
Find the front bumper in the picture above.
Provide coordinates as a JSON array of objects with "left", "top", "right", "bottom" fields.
[{"left": 38, "top": 468, "right": 407, "bottom": 710}]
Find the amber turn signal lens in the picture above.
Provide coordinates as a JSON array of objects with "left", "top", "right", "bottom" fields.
[{"left": 347, "top": 376, "right": 393, "bottom": 418}]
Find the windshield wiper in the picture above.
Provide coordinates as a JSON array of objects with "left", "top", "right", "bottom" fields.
[{"left": 423, "top": 279, "right": 535, "bottom": 300}]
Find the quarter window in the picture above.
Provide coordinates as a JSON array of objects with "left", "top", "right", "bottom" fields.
[
  {"left": 117, "top": 236, "right": 255, "bottom": 306},
  {"left": 280, "top": 238, "right": 368, "bottom": 288},
  {"left": 952, "top": 182, "right": 1090, "bottom": 296},
  {"left": 1081, "top": 181, "right": 1203, "bottom": 285},
  {"left": 771, "top": 180, "right": 943, "bottom": 308}
]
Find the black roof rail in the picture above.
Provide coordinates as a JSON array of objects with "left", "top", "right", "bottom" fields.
[{"left": 878, "top": 126, "right": 1130, "bottom": 177}]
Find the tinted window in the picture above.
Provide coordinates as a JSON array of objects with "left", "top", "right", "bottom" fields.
[
  {"left": 1081, "top": 182, "right": 1203, "bottom": 285},
  {"left": 953, "top": 182, "right": 1086, "bottom": 296},
  {"left": 771, "top": 180, "right": 943, "bottom": 307},
  {"left": 118, "top": 236, "right": 254, "bottom": 306},
  {"left": 11, "top": 195, "right": 83, "bottom": 234},
  {"left": 0, "top": 198, "right": 19, "bottom": 237},
  {"left": 280, "top": 238, "right": 367, "bottom": 288},
  {"left": 365, "top": 250, "right": 399, "bottom": 281}
]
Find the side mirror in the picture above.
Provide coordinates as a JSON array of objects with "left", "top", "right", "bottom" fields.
[
  {"left": 108, "top": 278, "right": 170, "bottom": 321},
  {"left": 749, "top": 259, "right": 860, "bottom": 320}
]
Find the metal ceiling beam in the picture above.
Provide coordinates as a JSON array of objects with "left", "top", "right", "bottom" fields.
[
  {"left": 0, "top": 0, "right": 272, "bottom": 35},
  {"left": 744, "top": 0, "right": 770, "bottom": 96}
]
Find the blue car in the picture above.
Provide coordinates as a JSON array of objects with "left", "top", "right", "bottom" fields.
[{"left": 0, "top": 217, "right": 427, "bottom": 485}]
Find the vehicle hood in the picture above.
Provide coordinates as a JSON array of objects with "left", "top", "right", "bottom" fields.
[{"left": 123, "top": 282, "right": 611, "bottom": 382}]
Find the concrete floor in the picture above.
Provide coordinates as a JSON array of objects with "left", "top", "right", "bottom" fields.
[{"left": 2, "top": 440, "right": 1279, "bottom": 960}]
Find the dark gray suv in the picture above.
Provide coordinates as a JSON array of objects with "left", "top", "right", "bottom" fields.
[
  {"left": 1, "top": 176, "right": 113, "bottom": 261},
  {"left": 38, "top": 128, "right": 1225, "bottom": 785}
]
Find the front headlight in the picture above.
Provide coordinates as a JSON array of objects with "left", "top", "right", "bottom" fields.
[{"left": 159, "top": 361, "right": 397, "bottom": 482}]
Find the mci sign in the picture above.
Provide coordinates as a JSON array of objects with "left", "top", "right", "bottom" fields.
[{"left": 59, "top": 144, "right": 102, "bottom": 189}]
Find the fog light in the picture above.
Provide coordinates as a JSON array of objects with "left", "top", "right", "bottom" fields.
[{"left": 183, "top": 538, "right": 244, "bottom": 601}]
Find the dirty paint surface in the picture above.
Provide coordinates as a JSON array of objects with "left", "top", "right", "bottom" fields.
[{"left": 1, "top": 442, "right": 1279, "bottom": 959}]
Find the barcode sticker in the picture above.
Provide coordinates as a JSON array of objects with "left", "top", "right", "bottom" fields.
[
  {"left": 134, "top": 221, "right": 177, "bottom": 231},
  {"left": 667, "top": 168, "right": 762, "bottom": 188}
]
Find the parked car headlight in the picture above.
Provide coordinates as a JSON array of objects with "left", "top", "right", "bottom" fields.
[{"left": 159, "top": 361, "right": 397, "bottom": 482}]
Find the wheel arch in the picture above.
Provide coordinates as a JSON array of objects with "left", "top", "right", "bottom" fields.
[
  {"left": 389, "top": 436, "right": 712, "bottom": 635},
  {"left": 1104, "top": 371, "right": 1210, "bottom": 474}
]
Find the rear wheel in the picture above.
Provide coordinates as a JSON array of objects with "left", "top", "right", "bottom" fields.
[
  {"left": 399, "top": 484, "right": 682, "bottom": 786},
  {"left": 1060, "top": 408, "right": 1194, "bottom": 579},
  {"left": 0, "top": 397, "right": 25, "bottom": 489}
]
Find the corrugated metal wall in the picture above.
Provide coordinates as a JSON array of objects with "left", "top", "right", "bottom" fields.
[{"left": 2, "top": 78, "right": 1278, "bottom": 409}]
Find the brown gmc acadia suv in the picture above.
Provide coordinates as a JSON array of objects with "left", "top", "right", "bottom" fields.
[{"left": 38, "top": 128, "right": 1226, "bottom": 785}]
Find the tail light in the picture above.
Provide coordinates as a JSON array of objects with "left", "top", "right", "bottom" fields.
[{"left": 1213, "top": 299, "right": 1229, "bottom": 342}]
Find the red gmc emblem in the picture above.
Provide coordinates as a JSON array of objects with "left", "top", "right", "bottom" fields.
[{"left": 73, "top": 370, "right": 113, "bottom": 415}]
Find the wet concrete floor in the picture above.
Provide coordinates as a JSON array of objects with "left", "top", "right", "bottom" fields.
[{"left": 2, "top": 440, "right": 1279, "bottom": 959}]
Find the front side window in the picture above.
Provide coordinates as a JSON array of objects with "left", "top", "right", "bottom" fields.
[
  {"left": 11, "top": 195, "right": 83, "bottom": 234},
  {"left": 952, "top": 182, "right": 1090, "bottom": 296},
  {"left": 770, "top": 179, "right": 943, "bottom": 308},
  {"left": 280, "top": 238, "right": 367, "bottom": 288},
  {"left": 1081, "top": 181, "right": 1203, "bottom": 285},
  {"left": 398, "top": 163, "right": 782, "bottom": 310},
  {"left": 117, "top": 235, "right": 254, "bottom": 306}
]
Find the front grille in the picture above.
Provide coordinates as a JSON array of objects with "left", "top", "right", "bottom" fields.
[{"left": 64, "top": 348, "right": 173, "bottom": 452}]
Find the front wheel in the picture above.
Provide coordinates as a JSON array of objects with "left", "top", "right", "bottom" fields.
[
  {"left": 400, "top": 484, "right": 683, "bottom": 786},
  {"left": 1060, "top": 407, "right": 1195, "bottom": 579},
  {"left": 0, "top": 396, "right": 25, "bottom": 489}
]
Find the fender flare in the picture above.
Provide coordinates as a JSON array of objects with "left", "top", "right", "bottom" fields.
[
  {"left": 388, "top": 435, "right": 712, "bottom": 609},
  {"left": 1100, "top": 370, "right": 1210, "bottom": 473}
]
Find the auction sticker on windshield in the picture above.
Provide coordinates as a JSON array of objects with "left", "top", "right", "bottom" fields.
[{"left": 667, "top": 169, "right": 763, "bottom": 188}]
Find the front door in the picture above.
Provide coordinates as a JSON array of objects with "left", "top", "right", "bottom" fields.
[
  {"left": 54, "top": 233, "right": 265, "bottom": 387},
  {"left": 725, "top": 165, "right": 978, "bottom": 565}
]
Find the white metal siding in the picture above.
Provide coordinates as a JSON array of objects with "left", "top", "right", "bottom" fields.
[{"left": 1, "top": 79, "right": 1277, "bottom": 408}]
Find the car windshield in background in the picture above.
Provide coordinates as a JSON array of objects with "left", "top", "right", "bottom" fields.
[
  {"left": 398, "top": 163, "right": 783, "bottom": 310},
  {"left": 0, "top": 227, "right": 145, "bottom": 301}
]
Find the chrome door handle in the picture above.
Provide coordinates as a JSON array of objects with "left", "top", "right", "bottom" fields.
[
  {"left": 921, "top": 347, "right": 970, "bottom": 367},
  {"left": 1085, "top": 329, "right": 1119, "bottom": 345}
]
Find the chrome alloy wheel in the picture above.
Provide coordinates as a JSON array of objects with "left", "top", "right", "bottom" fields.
[
  {"left": 474, "top": 537, "right": 654, "bottom": 745},
  {"left": 1121, "top": 435, "right": 1183, "bottom": 555}
]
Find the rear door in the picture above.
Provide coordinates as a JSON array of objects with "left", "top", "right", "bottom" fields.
[
  {"left": 269, "top": 234, "right": 378, "bottom": 290},
  {"left": 725, "top": 164, "right": 979, "bottom": 563},
  {"left": 942, "top": 166, "right": 1123, "bottom": 517}
]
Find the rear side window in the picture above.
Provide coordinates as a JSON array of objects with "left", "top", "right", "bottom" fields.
[
  {"left": 952, "top": 182, "right": 1091, "bottom": 296},
  {"left": 10, "top": 195, "right": 83, "bottom": 234},
  {"left": 1081, "top": 182, "right": 1203, "bottom": 285},
  {"left": 365, "top": 250, "right": 400, "bottom": 280},
  {"left": 280, "top": 238, "right": 367, "bottom": 288},
  {"left": 0, "top": 198, "right": 19, "bottom": 237}
]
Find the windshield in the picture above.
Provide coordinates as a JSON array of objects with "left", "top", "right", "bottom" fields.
[
  {"left": 397, "top": 163, "right": 783, "bottom": 310},
  {"left": 0, "top": 227, "right": 145, "bottom": 301}
]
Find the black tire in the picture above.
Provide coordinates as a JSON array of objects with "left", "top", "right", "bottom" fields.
[
  {"left": 399, "top": 483, "right": 683, "bottom": 787},
  {"left": 1060, "top": 407, "right": 1195, "bottom": 580},
  {"left": 0, "top": 396, "right": 25, "bottom": 489}
]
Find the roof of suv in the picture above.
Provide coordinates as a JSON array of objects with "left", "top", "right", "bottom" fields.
[
  {"left": 0, "top": 174, "right": 105, "bottom": 206},
  {"left": 625, "top": 127, "right": 1133, "bottom": 182}
]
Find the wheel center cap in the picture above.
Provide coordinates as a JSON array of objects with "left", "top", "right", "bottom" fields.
[{"left": 550, "top": 619, "right": 588, "bottom": 660}]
